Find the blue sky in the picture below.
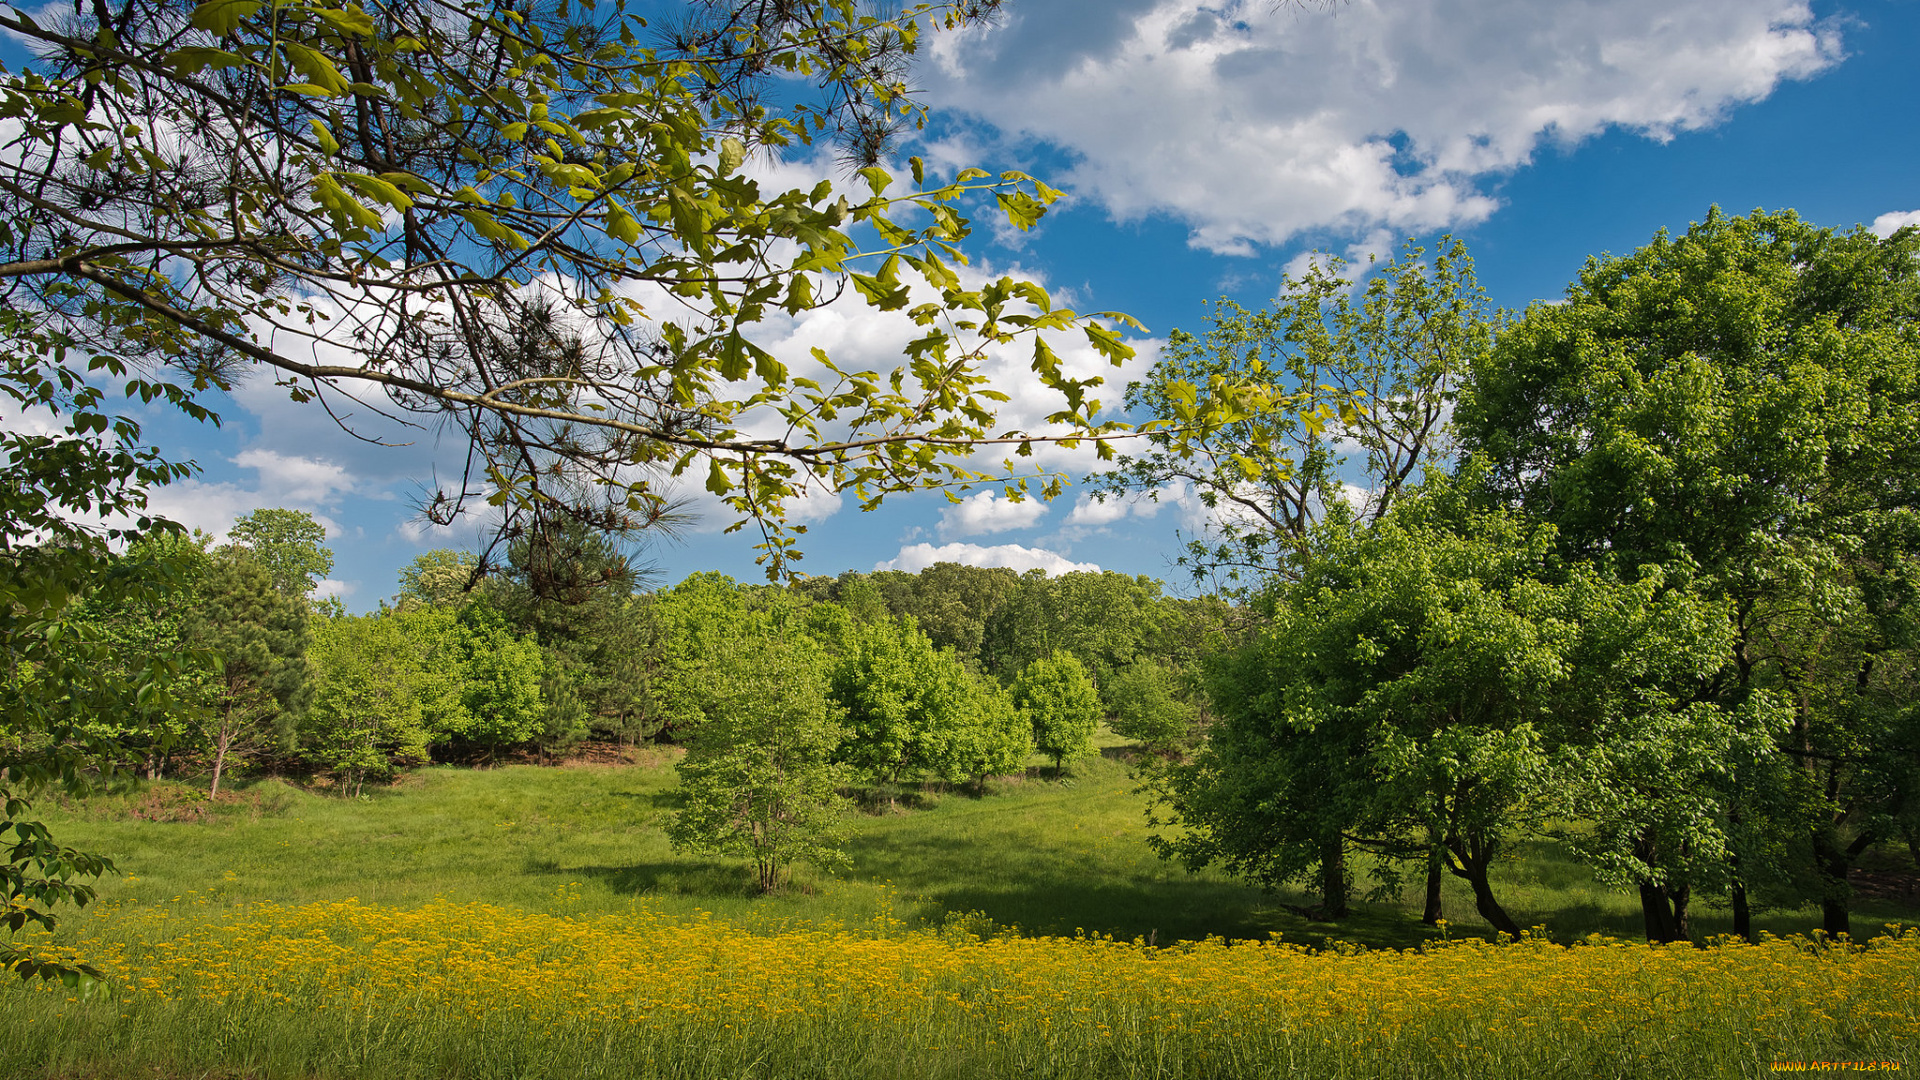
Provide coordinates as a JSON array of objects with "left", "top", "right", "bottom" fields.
[{"left": 112, "top": 0, "right": 1920, "bottom": 609}]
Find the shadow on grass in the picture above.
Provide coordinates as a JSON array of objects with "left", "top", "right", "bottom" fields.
[
  {"left": 528, "top": 857, "right": 761, "bottom": 899},
  {"left": 604, "top": 789, "right": 684, "bottom": 810},
  {"left": 839, "top": 828, "right": 1457, "bottom": 948}
]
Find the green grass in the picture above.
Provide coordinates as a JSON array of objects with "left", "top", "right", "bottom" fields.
[
  {"left": 29, "top": 737, "right": 1916, "bottom": 950},
  {"left": 8, "top": 741, "right": 1919, "bottom": 1080}
]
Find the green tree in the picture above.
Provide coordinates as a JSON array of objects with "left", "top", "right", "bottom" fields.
[
  {"left": 227, "top": 509, "right": 334, "bottom": 601},
  {"left": 1089, "top": 237, "right": 1491, "bottom": 590},
  {"left": 653, "top": 572, "right": 754, "bottom": 737},
  {"left": 302, "top": 613, "right": 436, "bottom": 795},
  {"left": 396, "top": 550, "right": 481, "bottom": 611},
  {"left": 1013, "top": 654, "right": 1101, "bottom": 777},
  {"left": 828, "top": 615, "right": 992, "bottom": 796},
  {"left": 666, "top": 623, "right": 850, "bottom": 893},
  {"left": 1152, "top": 495, "right": 1754, "bottom": 935},
  {"left": 1455, "top": 208, "right": 1920, "bottom": 939},
  {"left": 980, "top": 570, "right": 1168, "bottom": 682},
  {"left": 1104, "top": 660, "right": 1199, "bottom": 756},
  {"left": 1, "top": 304, "right": 207, "bottom": 985},
  {"left": 0, "top": 0, "right": 1143, "bottom": 574},
  {"left": 946, "top": 680, "right": 1033, "bottom": 794},
  {"left": 485, "top": 518, "right": 678, "bottom": 746},
  {"left": 903, "top": 562, "right": 1023, "bottom": 668},
  {"left": 187, "top": 551, "right": 312, "bottom": 796}
]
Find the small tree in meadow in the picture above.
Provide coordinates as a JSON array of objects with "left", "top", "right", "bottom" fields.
[
  {"left": 187, "top": 551, "right": 311, "bottom": 796},
  {"left": 946, "top": 680, "right": 1033, "bottom": 794},
  {"left": 667, "top": 623, "right": 850, "bottom": 894},
  {"left": 302, "top": 614, "right": 435, "bottom": 795},
  {"left": 1104, "top": 660, "right": 1200, "bottom": 757},
  {"left": 1015, "top": 655, "right": 1102, "bottom": 777}
]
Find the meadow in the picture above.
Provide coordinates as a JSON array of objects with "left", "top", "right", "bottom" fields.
[{"left": 5, "top": 747, "right": 1920, "bottom": 1078}]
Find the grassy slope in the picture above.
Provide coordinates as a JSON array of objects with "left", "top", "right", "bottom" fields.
[{"left": 35, "top": 739, "right": 1918, "bottom": 949}]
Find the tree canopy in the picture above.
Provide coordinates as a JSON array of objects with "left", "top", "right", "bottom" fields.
[
  {"left": 1457, "top": 208, "right": 1920, "bottom": 938},
  {"left": 0, "top": 0, "right": 1142, "bottom": 571}
]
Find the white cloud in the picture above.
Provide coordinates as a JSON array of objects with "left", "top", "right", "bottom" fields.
[
  {"left": 230, "top": 449, "right": 356, "bottom": 508},
  {"left": 134, "top": 449, "right": 356, "bottom": 542},
  {"left": 877, "top": 541, "right": 1100, "bottom": 575},
  {"left": 312, "top": 578, "right": 354, "bottom": 601},
  {"left": 1059, "top": 483, "right": 1181, "bottom": 540},
  {"left": 939, "top": 490, "right": 1048, "bottom": 538},
  {"left": 925, "top": 0, "right": 1845, "bottom": 252},
  {"left": 1872, "top": 210, "right": 1920, "bottom": 238}
]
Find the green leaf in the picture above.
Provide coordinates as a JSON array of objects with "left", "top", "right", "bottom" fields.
[
  {"left": 996, "top": 191, "right": 1046, "bottom": 232},
  {"left": 570, "top": 107, "right": 633, "bottom": 131},
  {"left": 719, "top": 331, "right": 751, "bottom": 382},
  {"left": 851, "top": 272, "right": 907, "bottom": 311},
  {"left": 313, "top": 5, "right": 377, "bottom": 38},
  {"left": 307, "top": 119, "right": 341, "bottom": 156},
  {"left": 1084, "top": 323, "right": 1136, "bottom": 364},
  {"left": 605, "top": 205, "right": 640, "bottom": 245},
  {"left": 187, "top": 0, "right": 261, "bottom": 35},
  {"left": 705, "top": 458, "right": 730, "bottom": 495},
  {"left": 459, "top": 209, "right": 529, "bottom": 250},
  {"left": 339, "top": 172, "right": 412, "bottom": 212},
  {"left": 166, "top": 47, "right": 250, "bottom": 76},
  {"left": 718, "top": 137, "right": 746, "bottom": 176},
  {"left": 281, "top": 44, "right": 350, "bottom": 96}
]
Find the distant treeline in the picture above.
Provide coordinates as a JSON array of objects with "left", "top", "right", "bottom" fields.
[{"left": 51, "top": 515, "right": 1228, "bottom": 803}]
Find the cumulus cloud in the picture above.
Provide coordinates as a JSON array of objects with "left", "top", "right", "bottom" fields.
[
  {"left": 924, "top": 0, "right": 1845, "bottom": 251},
  {"left": 1872, "top": 210, "right": 1920, "bottom": 238},
  {"left": 230, "top": 449, "right": 357, "bottom": 508},
  {"left": 938, "top": 490, "right": 1048, "bottom": 538},
  {"left": 1063, "top": 483, "right": 1181, "bottom": 528},
  {"left": 877, "top": 541, "right": 1100, "bottom": 575},
  {"left": 135, "top": 449, "right": 356, "bottom": 542}
]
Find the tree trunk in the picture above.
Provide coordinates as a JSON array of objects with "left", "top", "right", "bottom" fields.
[
  {"left": 1443, "top": 849, "right": 1520, "bottom": 933},
  {"left": 1639, "top": 881, "right": 1691, "bottom": 944},
  {"left": 1670, "top": 882, "right": 1691, "bottom": 942},
  {"left": 1319, "top": 836, "right": 1349, "bottom": 918},
  {"left": 1814, "top": 830, "right": 1876, "bottom": 940},
  {"left": 1731, "top": 879, "right": 1753, "bottom": 943},
  {"left": 1459, "top": 861, "right": 1522, "bottom": 939},
  {"left": 209, "top": 719, "right": 231, "bottom": 798},
  {"left": 1422, "top": 847, "right": 1445, "bottom": 925}
]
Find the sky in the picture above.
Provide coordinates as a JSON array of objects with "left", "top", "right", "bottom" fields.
[{"left": 88, "top": 0, "right": 1920, "bottom": 609}]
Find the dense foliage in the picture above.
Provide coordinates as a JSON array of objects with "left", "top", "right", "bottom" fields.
[{"left": 1148, "top": 210, "right": 1920, "bottom": 944}]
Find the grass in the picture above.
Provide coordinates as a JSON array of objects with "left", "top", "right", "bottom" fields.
[
  {"left": 25, "top": 736, "right": 1919, "bottom": 950},
  {"left": 6, "top": 739, "right": 1919, "bottom": 1079}
]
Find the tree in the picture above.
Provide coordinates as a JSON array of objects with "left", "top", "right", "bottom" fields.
[
  {"left": 1455, "top": 208, "right": 1920, "bottom": 938},
  {"left": 488, "top": 518, "right": 667, "bottom": 743},
  {"left": 1089, "top": 237, "right": 1491, "bottom": 591},
  {"left": 1104, "top": 660, "right": 1199, "bottom": 757},
  {"left": 902, "top": 562, "right": 1023, "bottom": 668},
  {"left": 946, "top": 679, "right": 1032, "bottom": 794},
  {"left": 828, "top": 614, "right": 1009, "bottom": 796},
  {"left": 227, "top": 509, "right": 333, "bottom": 600},
  {"left": 1013, "top": 654, "right": 1100, "bottom": 777},
  {"left": 980, "top": 570, "right": 1169, "bottom": 682},
  {"left": 666, "top": 620, "right": 850, "bottom": 893},
  {"left": 652, "top": 571, "right": 753, "bottom": 737},
  {"left": 1, "top": 303, "right": 207, "bottom": 985},
  {"left": 396, "top": 549, "right": 481, "bottom": 610},
  {"left": 0, "top": 0, "right": 1143, "bottom": 574},
  {"left": 1150, "top": 493, "right": 1753, "bottom": 936},
  {"left": 187, "top": 550, "right": 311, "bottom": 796},
  {"left": 301, "top": 612, "right": 437, "bottom": 795}
]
